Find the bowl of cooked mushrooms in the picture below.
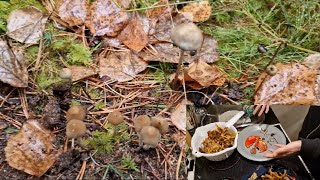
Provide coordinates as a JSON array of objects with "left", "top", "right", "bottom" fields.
[{"left": 191, "top": 111, "right": 244, "bottom": 161}]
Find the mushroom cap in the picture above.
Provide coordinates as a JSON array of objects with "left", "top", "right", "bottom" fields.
[
  {"left": 66, "top": 119, "right": 87, "bottom": 138},
  {"left": 59, "top": 68, "right": 72, "bottom": 79},
  {"left": 140, "top": 126, "right": 161, "bottom": 147},
  {"left": 266, "top": 65, "right": 278, "bottom": 76},
  {"left": 151, "top": 116, "right": 169, "bottom": 134},
  {"left": 107, "top": 110, "right": 124, "bottom": 126},
  {"left": 133, "top": 115, "right": 151, "bottom": 132},
  {"left": 66, "top": 105, "right": 86, "bottom": 121},
  {"left": 170, "top": 22, "right": 203, "bottom": 51}
]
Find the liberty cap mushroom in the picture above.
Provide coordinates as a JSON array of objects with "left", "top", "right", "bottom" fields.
[
  {"left": 66, "top": 105, "right": 87, "bottom": 121},
  {"left": 170, "top": 22, "right": 203, "bottom": 52},
  {"left": 133, "top": 115, "right": 151, "bottom": 146},
  {"left": 170, "top": 22, "right": 204, "bottom": 89},
  {"left": 66, "top": 119, "right": 87, "bottom": 148},
  {"left": 151, "top": 116, "right": 169, "bottom": 134},
  {"left": 59, "top": 68, "right": 72, "bottom": 80},
  {"left": 140, "top": 126, "right": 161, "bottom": 150},
  {"left": 133, "top": 115, "right": 151, "bottom": 132},
  {"left": 106, "top": 110, "right": 124, "bottom": 135}
]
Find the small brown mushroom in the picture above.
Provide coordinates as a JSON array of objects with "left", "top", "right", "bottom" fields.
[
  {"left": 106, "top": 110, "right": 124, "bottom": 135},
  {"left": 66, "top": 105, "right": 86, "bottom": 122},
  {"left": 266, "top": 65, "right": 278, "bottom": 76},
  {"left": 66, "top": 119, "right": 87, "bottom": 148},
  {"left": 140, "top": 126, "right": 161, "bottom": 150},
  {"left": 59, "top": 68, "right": 72, "bottom": 80},
  {"left": 151, "top": 116, "right": 169, "bottom": 134},
  {"left": 133, "top": 115, "right": 151, "bottom": 133}
]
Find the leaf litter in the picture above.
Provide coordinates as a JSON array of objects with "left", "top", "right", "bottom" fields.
[
  {"left": 5, "top": 120, "right": 62, "bottom": 177},
  {"left": 7, "top": 7, "right": 48, "bottom": 44},
  {"left": 180, "top": 0, "right": 212, "bottom": 22},
  {"left": 57, "top": 0, "right": 89, "bottom": 26},
  {"left": 0, "top": 39, "right": 28, "bottom": 87},
  {"left": 86, "top": 0, "right": 129, "bottom": 36},
  {"left": 254, "top": 63, "right": 317, "bottom": 105},
  {"left": 99, "top": 50, "right": 148, "bottom": 82}
]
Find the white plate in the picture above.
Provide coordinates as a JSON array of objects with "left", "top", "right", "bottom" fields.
[{"left": 237, "top": 124, "right": 286, "bottom": 162}]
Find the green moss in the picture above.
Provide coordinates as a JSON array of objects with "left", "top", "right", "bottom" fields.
[
  {"left": 94, "top": 101, "right": 106, "bottom": 110},
  {"left": 51, "top": 37, "right": 92, "bottom": 66},
  {"left": 25, "top": 46, "right": 39, "bottom": 65},
  {"left": 0, "top": 1, "right": 10, "bottom": 33},
  {"left": 121, "top": 155, "right": 139, "bottom": 172},
  {"left": 70, "top": 99, "right": 81, "bottom": 106},
  {"left": 35, "top": 59, "right": 60, "bottom": 90},
  {"left": 84, "top": 123, "right": 130, "bottom": 154},
  {"left": 9, "top": 0, "right": 45, "bottom": 12},
  {"left": 88, "top": 88, "right": 101, "bottom": 99}
]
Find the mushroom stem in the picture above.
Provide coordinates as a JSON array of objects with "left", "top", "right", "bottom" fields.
[
  {"left": 171, "top": 49, "right": 185, "bottom": 90},
  {"left": 138, "top": 133, "right": 143, "bottom": 147},
  {"left": 112, "top": 126, "right": 117, "bottom": 136},
  {"left": 71, "top": 138, "right": 75, "bottom": 149}
]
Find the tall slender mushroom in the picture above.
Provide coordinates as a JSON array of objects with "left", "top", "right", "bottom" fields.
[
  {"left": 66, "top": 119, "right": 87, "bottom": 149},
  {"left": 106, "top": 110, "right": 124, "bottom": 135},
  {"left": 170, "top": 22, "right": 203, "bottom": 89}
]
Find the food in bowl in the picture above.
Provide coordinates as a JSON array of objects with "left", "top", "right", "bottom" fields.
[
  {"left": 245, "top": 135, "right": 268, "bottom": 154},
  {"left": 199, "top": 125, "right": 236, "bottom": 153}
]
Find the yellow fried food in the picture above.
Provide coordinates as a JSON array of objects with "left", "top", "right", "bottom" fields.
[
  {"left": 261, "top": 168, "right": 289, "bottom": 180},
  {"left": 199, "top": 125, "right": 236, "bottom": 153}
]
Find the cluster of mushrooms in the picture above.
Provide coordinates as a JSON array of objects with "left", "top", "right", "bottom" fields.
[
  {"left": 65, "top": 105, "right": 87, "bottom": 148},
  {"left": 64, "top": 103, "right": 169, "bottom": 151},
  {"left": 133, "top": 115, "right": 169, "bottom": 150}
]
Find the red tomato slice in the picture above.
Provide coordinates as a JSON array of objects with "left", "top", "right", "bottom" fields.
[{"left": 245, "top": 135, "right": 261, "bottom": 148}]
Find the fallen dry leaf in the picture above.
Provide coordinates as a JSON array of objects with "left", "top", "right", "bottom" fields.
[
  {"left": 0, "top": 39, "right": 28, "bottom": 87},
  {"left": 303, "top": 53, "right": 320, "bottom": 71},
  {"left": 5, "top": 120, "right": 62, "bottom": 177},
  {"left": 171, "top": 99, "right": 188, "bottom": 131},
  {"left": 180, "top": 1, "right": 212, "bottom": 22},
  {"left": 146, "top": 0, "right": 172, "bottom": 22},
  {"left": 69, "top": 65, "right": 97, "bottom": 81},
  {"left": 99, "top": 50, "right": 148, "bottom": 82},
  {"left": 118, "top": 14, "right": 149, "bottom": 52},
  {"left": 187, "top": 60, "right": 226, "bottom": 87},
  {"left": 116, "top": 0, "right": 132, "bottom": 9},
  {"left": 254, "top": 63, "right": 317, "bottom": 105},
  {"left": 138, "top": 35, "right": 219, "bottom": 64},
  {"left": 7, "top": 7, "right": 48, "bottom": 44},
  {"left": 103, "top": 37, "right": 122, "bottom": 48},
  {"left": 151, "top": 13, "right": 190, "bottom": 43},
  {"left": 57, "top": 0, "right": 89, "bottom": 26},
  {"left": 170, "top": 60, "right": 226, "bottom": 90},
  {"left": 303, "top": 53, "right": 320, "bottom": 105},
  {"left": 87, "top": 0, "right": 129, "bottom": 36}
]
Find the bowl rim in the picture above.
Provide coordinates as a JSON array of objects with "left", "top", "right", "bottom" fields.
[{"left": 191, "top": 122, "right": 238, "bottom": 157}]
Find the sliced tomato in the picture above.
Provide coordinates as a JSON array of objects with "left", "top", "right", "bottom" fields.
[
  {"left": 255, "top": 140, "right": 268, "bottom": 152},
  {"left": 245, "top": 135, "right": 261, "bottom": 148}
]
